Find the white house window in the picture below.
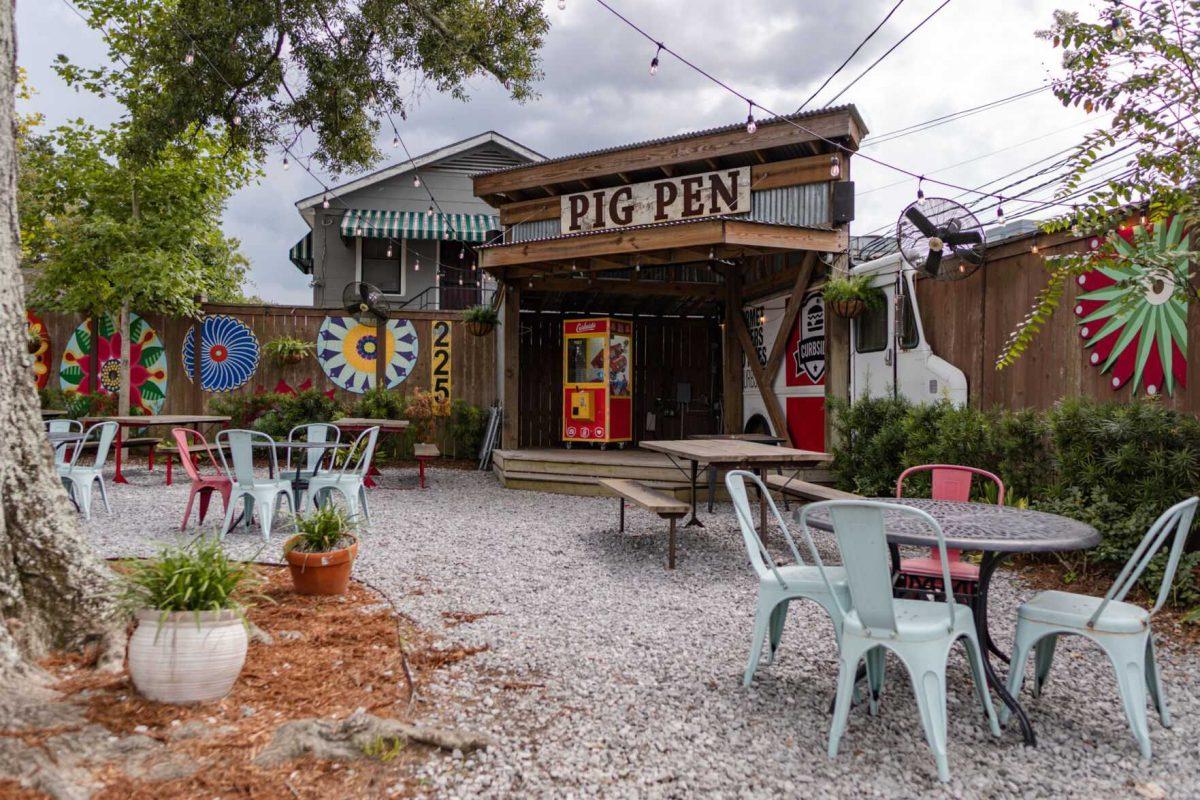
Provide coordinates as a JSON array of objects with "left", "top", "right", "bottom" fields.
[{"left": 359, "top": 238, "right": 404, "bottom": 295}]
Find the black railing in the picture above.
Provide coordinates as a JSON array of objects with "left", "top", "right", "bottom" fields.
[{"left": 396, "top": 284, "right": 497, "bottom": 311}]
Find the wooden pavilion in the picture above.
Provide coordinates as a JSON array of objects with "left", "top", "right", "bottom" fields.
[{"left": 473, "top": 106, "right": 866, "bottom": 463}]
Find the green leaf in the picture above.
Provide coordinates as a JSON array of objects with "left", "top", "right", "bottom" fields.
[
  {"left": 138, "top": 345, "right": 163, "bottom": 367},
  {"left": 139, "top": 382, "right": 164, "bottom": 402},
  {"left": 60, "top": 365, "right": 83, "bottom": 387}
]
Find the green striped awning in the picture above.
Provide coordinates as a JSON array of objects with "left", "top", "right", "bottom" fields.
[
  {"left": 339, "top": 209, "right": 498, "bottom": 242},
  {"left": 289, "top": 232, "right": 313, "bottom": 274}
]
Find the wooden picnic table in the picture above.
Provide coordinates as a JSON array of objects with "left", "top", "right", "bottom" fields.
[
  {"left": 688, "top": 433, "right": 787, "bottom": 512},
  {"left": 41, "top": 409, "right": 68, "bottom": 419},
  {"left": 640, "top": 439, "right": 831, "bottom": 533},
  {"left": 333, "top": 418, "right": 410, "bottom": 487},
  {"left": 84, "top": 415, "right": 231, "bottom": 484}
]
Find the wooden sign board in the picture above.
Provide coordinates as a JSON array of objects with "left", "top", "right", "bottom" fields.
[
  {"left": 561, "top": 166, "right": 751, "bottom": 234},
  {"left": 431, "top": 320, "right": 452, "bottom": 402}
]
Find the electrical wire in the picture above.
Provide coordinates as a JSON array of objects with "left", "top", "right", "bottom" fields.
[{"left": 796, "top": 0, "right": 908, "bottom": 111}]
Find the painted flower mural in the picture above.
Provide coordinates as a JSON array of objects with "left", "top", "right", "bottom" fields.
[
  {"left": 316, "top": 316, "right": 419, "bottom": 394},
  {"left": 182, "top": 315, "right": 260, "bottom": 392},
  {"left": 59, "top": 312, "right": 168, "bottom": 414},
  {"left": 1074, "top": 219, "right": 1190, "bottom": 396},
  {"left": 26, "top": 311, "right": 51, "bottom": 390}
]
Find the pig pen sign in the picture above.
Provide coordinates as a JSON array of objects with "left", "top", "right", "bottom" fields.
[{"left": 561, "top": 167, "right": 751, "bottom": 233}]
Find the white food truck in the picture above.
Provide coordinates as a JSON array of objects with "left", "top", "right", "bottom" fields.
[{"left": 742, "top": 252, "right": 967, "bottom": 444}]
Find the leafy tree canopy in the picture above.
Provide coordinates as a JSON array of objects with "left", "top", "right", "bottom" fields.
[
  {"left": 997, "top": 0, "right": 1200, "bottom": 369},
  {"left": 56, "top": 0, "right": 549, "bottom": 173},
  {"left": 21, "top": 117, "right": 255, "bottom": 318}
]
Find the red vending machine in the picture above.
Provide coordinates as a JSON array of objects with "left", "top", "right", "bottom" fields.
[{"left": 562, "top": 318, "right": 632, "bottom": 447}]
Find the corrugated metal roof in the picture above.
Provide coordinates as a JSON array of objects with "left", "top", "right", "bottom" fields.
[
  {"left": 476, "top": 216, "right": 833, "bottom": 250},
  {"left": 472, "top": 105, "right": 863, "bottom": 180}
]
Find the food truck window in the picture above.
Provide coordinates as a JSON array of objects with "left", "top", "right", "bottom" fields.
[
  {"left": 566, "top": 337, "right": 606, "bottom": 384},
  {"left": 899, "top": 292, "right": 920, "bottom": 350},
  {"left": 855, "top": 304, "right": 888, "bottom": 353}
]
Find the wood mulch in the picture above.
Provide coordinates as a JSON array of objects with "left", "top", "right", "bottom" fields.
[{"left": 1, "top": 567, "right": 495, "bottom": 800}]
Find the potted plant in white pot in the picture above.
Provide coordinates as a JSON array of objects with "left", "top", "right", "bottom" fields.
[{"left": 121, "top": 538, "right": 262, "bottom": 704}]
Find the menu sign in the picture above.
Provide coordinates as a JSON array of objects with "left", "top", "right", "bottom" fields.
[{"left": 561, "top": 166, "right": 751, "bottom": 233}]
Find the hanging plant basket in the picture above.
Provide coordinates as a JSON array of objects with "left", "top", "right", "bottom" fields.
[
  {"left": 464, "top": 320, "right": 495, "bottom": 337},
  {"left": 829, "top": 298, "right": 867, "bottom": 319},
  {"left": 280, "top": 351, "right": 308, "bottom": 365}
]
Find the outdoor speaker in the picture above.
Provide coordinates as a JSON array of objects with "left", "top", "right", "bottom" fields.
[{"left": 832, "top": 181, "right": 855, "bottom": 224}]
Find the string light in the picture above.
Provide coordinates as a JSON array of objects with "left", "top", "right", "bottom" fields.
[
  {"left": 282, "top": 154, "right": 289, "bottom": 170},
  {"left": 322, "top": 193, "right": 330, "bottom": 209},
  {"left": 339, "top": 34, "right": 349, "bottom": 46},
  {"left": 412, "top": 174, "right": 421, "bottom": 188},
  {"left": 414, "top": 258, "right": 420, "bottom": 271},
  {"left": 558, "top": 0, "right": 566, "bottom": 9},
  {"left": 1030, "top": 236, "right": 1039, "bottom": 255},
  {"left": 649, "top": 43, "right": 662, "bottom": 76},
  {"left": 232, "top": 114, "right": 241, "bottom": 126},
  {"left": 996, "top": 200, "right": 1005, "bottom": 223},
  {"left": 916, "top": 176, "right": 926, "bottom": 205},
  {"left": 183, "top": 51, "right": 194, "bottom": 66},
  {"left": 1111, "top": 12, "right": 1127, "bottom": 42},
  {"left": 745, "top": 102, "right": 757, "bottom": 135},
  {"left": 428, "top": 204, "right": 435, "bottom": 215},
  {"left": 386, "top": 243, "right": 393, "bottom": 258},
  {"left": 391, "top": 134, "right": 399, "bottom": 148},
  {"left": 829, "top": 154, "right": 841, "bottom": 179}
]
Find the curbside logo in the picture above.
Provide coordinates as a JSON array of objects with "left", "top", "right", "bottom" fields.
[{"left": 793, "top": 293, "right": 826, "bottom": 384}]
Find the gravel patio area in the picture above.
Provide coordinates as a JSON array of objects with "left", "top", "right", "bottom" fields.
[{"left": 82, "top": 465, "right": 1199, "bottom": 799}]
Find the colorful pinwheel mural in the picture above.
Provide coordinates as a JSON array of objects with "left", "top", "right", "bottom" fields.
[
  {"left": 59, "top": 312, "right": 168, "bottom": 414},
  {"left": 316, "top": 316, "right": 419, "bottom": 394},
  {"left": 26, "top": 311, "right": 51, "bottom": 390},
  {"left": 1074, "top": 219, "right": 1190, "bottom": 396},
  {"left": 182, "top": 315, "right": 261, "bottom": 392}
]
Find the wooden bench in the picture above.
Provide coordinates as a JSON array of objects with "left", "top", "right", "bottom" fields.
[
  {"left": 765, "top": 474, "right": 861, "bottom": 503},
  {"left": 413, "top": 443, "right": 440, "bottom": 489},
  {"left": 75, "top": 436, "right": 160, "bottom": 468},
  {"left": 597, "top": 478, "right": 690, "bottom": 569}
]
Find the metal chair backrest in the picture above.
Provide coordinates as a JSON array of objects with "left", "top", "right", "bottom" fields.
[
  {"left": 171, "top": 428, "right": 222, "bottom": 483},
  {"left": 338, "top": 426, "right": 380, "bottom": 480},
  {"left": 216, "top": 429, "right": 278, "bottom": 487},
  {"left": 286, "top": 423, "right": 341, "bottom": 473},
  {"left": 47, "top": 419, "right": 83, "bottom": 465},
  {"left": 800, "top": 500, "right": 956, "bottom": 636},
  {"left": 1089, "top": 496, "right": 1199, "bottom": 627},
  {"left": 67, "top": 421, "right": 118, "bottom": 472},
  {"left": 724, "top": 470, "right": 819, "bottom": 589},
  {"left": 897, "top": 464, "right": 1005, "bottom": 505}
]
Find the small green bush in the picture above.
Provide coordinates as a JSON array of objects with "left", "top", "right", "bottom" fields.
[
  {"left": 251, "top": 390, "right": 340, "bottom": 440},
  {"left": 118, "top": 537, "right": 263, "bottom": 623},
  {"left": 288, "top": 505, "right": 356, "bottom": 554},
  {"left": 446, "top": 400, "right": 488, "bottom": 458},
  {"left": 209, "top": 392, "right": 283, "bottom": 428}
]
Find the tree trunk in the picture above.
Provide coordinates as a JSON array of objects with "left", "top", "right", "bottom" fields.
[{"left": 0, "top": 0, "right": 122, "bottom": 681}]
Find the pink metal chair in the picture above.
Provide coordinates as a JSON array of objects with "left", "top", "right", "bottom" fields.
[
  {"left": 895, "top": 465, "right": 1005, "bottom": 601},
  {"left": 172, "top": 428, "right": 232, "bottom": 531}
]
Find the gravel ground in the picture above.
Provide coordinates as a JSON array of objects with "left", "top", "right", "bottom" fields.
[{"left": 82, "top": 465, "right": 1198, "bottom": 799}]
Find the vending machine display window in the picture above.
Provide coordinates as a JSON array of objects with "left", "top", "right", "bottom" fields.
[{"left": 561, "top": 318, "right": 633, "bottom": 447}]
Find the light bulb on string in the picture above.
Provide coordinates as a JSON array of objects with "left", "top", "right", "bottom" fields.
[
  {"left": 996, "top": 201, "right": 1005, "bottom": 224},
  {"left": 829, "top": 155, "right": 841, "bottom": 179},
  {"left": 282, "top": 155, "right": 289, "bottom": 170},
  {"left": 412, "top": 174, "right": 421, "bottom": 188},
  {"left": 232, "top": 114, "right": 242, "bottom": 126},
  {"left": 916, "top": 177, "right": 926, "bottom": 205},
  {"left": 745, "top": 103, "right": 757, "bottom": 135},
  {"left": 1031, "top": 237, "right": 1039, "bottom": 255},
  {"left": 1112, "top": 15, "right": 1127, "bottom": 42},
  {"left": 414, "top": 258, "right": 420, "bottom": 272},
  {"left": 649, "top": 44, "right": 662, "bottom": 76},
  {"left": 183, "top": 51, "right": 195, "bottom": 66},
  {"left": 391, "top": 135, "right": 399, "bottom": 148},
  {"left": 428, "top": 204, "right": 435, "bottom": 216},
  {"left": 386, "top": 243, "right": 393, "bottom": 258},
  {"left": 322, "top": 193, "right": 330, "bottom": 209},
  {"left": 557, "top": 0, "right": 566, "bottom": 9}
]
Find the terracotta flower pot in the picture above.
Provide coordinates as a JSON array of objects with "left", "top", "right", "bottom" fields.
[
  {"left": 127, "top": 608, "right": 248, "bottom": 704},
  {"left": 829, "top": 298, "right": 867, "bottom": 319},
  {"left": 284, "top": 534, "right": 359, "bottom": 596},
  {"left": 464, "top": 320, "right": 495, "bottom": 337}
]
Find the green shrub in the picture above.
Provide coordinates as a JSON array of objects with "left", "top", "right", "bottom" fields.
[
  {"left": 830, "top": 394, "right": 1200, "bottom": 615},
  {"left": 251, "top": 390, "right": 340, "bottom": 440},
  {"left": 209, "top": 392, "right": 284, "bottom": 428},
  {"left": 346, "top": 387, "right": 407, "bottom": 421},
  {"left": 447, "top": 400, "right": 488, "bottom": 458},
  {"left": 287, "top": 505, "right": 356, "bottom": 554}
]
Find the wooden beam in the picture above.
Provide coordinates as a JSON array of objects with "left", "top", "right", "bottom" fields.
[
  {"left": 722, "top": 270, "right": 744, "bottom": 434},
  {"left": 750, "top": 154, "right": 838, "bottom": 191},
  {"left": 530, "top": 275, "right": 722, "bottom": 299},
  {"left": 501, "top": 283, "right": 521, "bottom": 449},
  {"left": 730, "top": 292, "right": 792, "bottom": 446},
  {"left": 473, "top": 109, "right": 864, "bottom": 198},
  {"left": 764, "top": 252, "right": 817, "bottom": 386},
  {"left": 724, "top": 220, "right": 846, "bottom": 253},
  {"left": 498, "top": 195, "right": 559, "bottom": 226},
  {"left": 480, "top": 219, "right": 728, "bottom": 268}
]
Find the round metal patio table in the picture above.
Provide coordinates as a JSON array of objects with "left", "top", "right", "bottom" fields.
[{"left": 800, "top": 497, "right": 1100, "bottom": 747}]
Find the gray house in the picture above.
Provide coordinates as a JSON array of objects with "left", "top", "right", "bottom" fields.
[{"left": 290, "top": 132, "right": 542, "bottom": 309}]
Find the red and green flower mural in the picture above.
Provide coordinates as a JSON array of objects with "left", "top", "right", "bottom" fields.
[
  {"left": 26, "top": 311, "right": 51, "bottom": 390},
  {"left": 59, "top": 312, "right": 168, "bottom": 414},
  {"left": 1074, "top": 218, "right": 1190, "bottom": 397}
]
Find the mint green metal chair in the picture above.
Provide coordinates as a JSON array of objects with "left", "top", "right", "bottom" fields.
[
  {"left": 800, "top": 500, "right": 1000, "bottom": 783},
  {"left": 216, "top": 429, "right": 297, "bottom": 542},
  {"left": 46, "top": 418, "right": 83, "bottom": 466},
  {"left": 725, "top": 470, "right": 859, "bottom": 688},
  {"left": 304, "top": 426, "right": 380, "bottom": 525},
  {"left": 1002, "top": 495, "right": 1198, "bottom": 760},
  {"left": 58, "top": 421, "right": 118, "bottom": 520}
]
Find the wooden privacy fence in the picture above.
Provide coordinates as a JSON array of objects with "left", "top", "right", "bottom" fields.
[{"left": 30, "top": 302, "right": 498, "bottom": 415}]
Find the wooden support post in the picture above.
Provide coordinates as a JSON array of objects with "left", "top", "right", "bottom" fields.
[
  {"left": 190, "top": 296, "right": 204, "bottom": 414},
  {"left": 764, "top": 252, "right": 817, "bottom": 386},
  {"left": 501, "top": 281, "right": 520, "bottom": 449},
  {"left": 375, "top": 316, "right": 387, "bottom": 390},
  {"left": 722, "top": 268, "right": 744, "bottom": 434},
  {"left": 730, "top": 277, "right": 793, "bottom": 447}
]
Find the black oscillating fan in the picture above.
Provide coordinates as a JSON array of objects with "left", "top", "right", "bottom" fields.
[
  {"left": 341, "top": 281, "right": 392, "bottom": 325},
  {"left": 896, "top": 198, "right": 986, "bottom": 280}
]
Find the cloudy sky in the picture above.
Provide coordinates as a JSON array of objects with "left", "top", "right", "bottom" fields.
[{"left": 18, "top": 0, "right": 1100, "bottom": 303}]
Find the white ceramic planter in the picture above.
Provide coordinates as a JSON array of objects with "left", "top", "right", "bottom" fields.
[{"left": 127, "top": 609, "right": 248, "bottom": 704}]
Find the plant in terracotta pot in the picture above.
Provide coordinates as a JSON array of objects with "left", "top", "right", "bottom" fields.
[
  {"left": 284, "top": 505, "right": 360, "bottom": 596},
  {"left": 462, "top": 303, "right": 498, "bottom": 336},
  {"left": 823, "top": 273, "right": 886, "bottom": 319},
  {"left": 264, "top": 336, "right": 316, "bottom": 365},
  {"left": 120, "top": 537, "right": 263, "bottom": 704}
]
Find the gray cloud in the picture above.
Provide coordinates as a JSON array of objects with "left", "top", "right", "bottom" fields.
[{"left": 18, "top": 0, "right": 1094, "bottom": 304}]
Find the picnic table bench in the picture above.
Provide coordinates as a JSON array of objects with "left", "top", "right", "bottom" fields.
[
  {"left": 413, "top": 443, "right": 439, "bottom": 489},
  {"left": 597, "top": 478, "right": 689, "bottom": 569},
  {"left": 765, "top": 474, "right": 860, "bottom": 503}
]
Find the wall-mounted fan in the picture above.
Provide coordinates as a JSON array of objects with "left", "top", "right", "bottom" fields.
[
  {"left": 342, "top": 281, "right": 392, "bottom": 325},
  {"left": 896, "top": 198, "right": 986, "bottom": 280}
]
